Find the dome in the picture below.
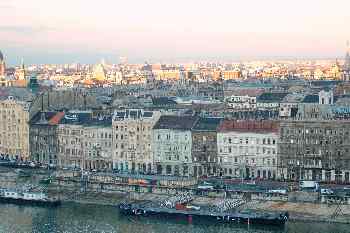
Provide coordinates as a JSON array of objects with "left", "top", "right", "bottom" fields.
[{"left": 0, "top": 50, "right": 3, "bottom": 61}]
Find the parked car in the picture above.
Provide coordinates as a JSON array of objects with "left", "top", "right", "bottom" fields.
[
  {"left": 198, "top": 182, "right": 214, "bottom": 190},
  {"left": 267, "top": 189, "right": 287, "bottom": 195},
  {"left": 320, "top": 188, "right": 334, "bottom": 195}
]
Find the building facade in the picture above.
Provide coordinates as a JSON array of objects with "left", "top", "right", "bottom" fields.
[
  {"left": 29, "top": 112, "right": 64, "bottom": 166},
  {"left": 57, "top": 123, "right": 84, "bottom": 169},
  {"left": 112, "top": 109, "right": 161, "bottom": 173},
  {"left": 217, "top": 120, "right": 279, "bottom": 179},
  {"left": 153, "top": 116, "right": 198, "bottom": 176},
  {"left": 191, "top": 117, "right": 222, "bottom": 177},
  {"left": 57, "top": 111, "right": 93, "bottom": 169},
  {"left": 225, "top": 95, "right": 256, "bottom": 110},
  {"left": 0, "top": 95, "right": 32, "bottom": 160},
  {"left": 279, "top": 120, "right": 350, "bottom": 183},
  {"left": 82, "top": 120, "right": 113, "bottom": 171}
]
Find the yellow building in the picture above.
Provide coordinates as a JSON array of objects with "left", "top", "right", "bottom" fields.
[
  {"left": 326, "top": 62, "right": 342, "bottom": 80},
  {"left": 223, "top": 69, "right": 241, "bottom": 80},
  {"left": 93, "top": 63, "right": 107, "bottom": 81},
  {"left": 0, "top": 91, "right": 33, "bottom": 160},
  {"left": 153, "top": 70, "right": 180, "bottom": 81}
]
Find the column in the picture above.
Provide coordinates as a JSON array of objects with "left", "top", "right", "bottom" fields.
[
  {"left": 322, "top": 170, "right": 326, "bottom": 181},
  {"left": 331, "top": 170, "right": 335, "bottom": 182}
]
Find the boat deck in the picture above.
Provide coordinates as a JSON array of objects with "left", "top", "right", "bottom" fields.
[{"left": 124, "top": 201, "right": 286, "bottom": 221}]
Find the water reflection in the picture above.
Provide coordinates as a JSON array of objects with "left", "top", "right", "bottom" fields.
[{"left": 0, "top": 203, "right": 349, "bottom": 233}]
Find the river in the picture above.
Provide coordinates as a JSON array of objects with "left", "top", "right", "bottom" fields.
[{"left": 0, "top": 203, "right": 349, "bottom": 233}]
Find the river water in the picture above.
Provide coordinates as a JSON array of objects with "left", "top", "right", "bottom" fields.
[{"left": 0, "top": 203, "right": 350, "bottom": 233}]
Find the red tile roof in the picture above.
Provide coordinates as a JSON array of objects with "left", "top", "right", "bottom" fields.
[
  {"left": 49, "top": 112, "right": 65, "bottom": 125},
  {"left": 218, "top": 120, "right": 279, "bottom": 133}
]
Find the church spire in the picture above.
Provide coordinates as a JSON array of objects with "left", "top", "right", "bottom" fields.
[
  {"left": 344, "top": 40, "right": 350, "bottom": 69},
  {"left": 343, "top": 40, "right": 350, "bottom": 81}
]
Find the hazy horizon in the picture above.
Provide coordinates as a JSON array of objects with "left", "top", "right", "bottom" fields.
[{"left": 1, "top": 0, "right": 350, "bottom": 65}]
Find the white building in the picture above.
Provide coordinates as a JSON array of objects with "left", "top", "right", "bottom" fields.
[
  {"left": 279, "top": 93, "right": 305, "bottom": 118},
  {"left": 153, "top": 116, "right": 198, "bottom": 176},
  {"left": 217, "top": 120, "right": 279, "bottom": 179},
  {"left": 225, "top": 95, "right": 256, "bottom": 110},
  {"left": 57, "top": 111, "right": 114, "bottom": 171},
  {"left": 112, "top": 109, "right": 161, "bottom": 173},
  {"left": 82, "top": 122, "right": 113, "bottom": 171},
  {"left": 319, "top": 89, "right": 334, "bottom": 105}
]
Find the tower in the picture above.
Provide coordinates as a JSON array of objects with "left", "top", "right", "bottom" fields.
[
  {"left": 28, "top": 73, "right": 40, "bottom": 93},
  {"left": 0, "top": 50, "right": 6, "bottom": 76},
  {"left": 343, "top": 41, "right": 350, "bottom": 81},
  {"left": 16, "top": 58, "right": 26, "bottom": 80}
]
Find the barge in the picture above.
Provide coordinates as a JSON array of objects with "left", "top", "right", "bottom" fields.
[
  {"left": 0, "top": 188, "right": 61, "bottom": 207},
  {"left": 0, "top": 161, "right": 36, "bottom": 169},
  {"left": 118, "top": 200, "right": 288, "bottom": 226}
]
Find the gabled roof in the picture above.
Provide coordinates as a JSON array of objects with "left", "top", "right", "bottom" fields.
[
  {"left": 153, "top": 115, "right": 198, "bottom": 130},
  {"left": 48, "top": 112, "right": 65, "bottom": 125},
  {"left": 30, "top": 111, "right": 58, "bottom": 125},
  {"left": 192, "top": 117, "right": 223, "bottom": 131},
  {"left": 257, "top": 92, "right": 288, "bottom": 103},
  {"left": 218, "top": 120, "right": 279, "bottom": 133},
  {"left": 302, "top": 95, "right": 319, "bottom": 103}
]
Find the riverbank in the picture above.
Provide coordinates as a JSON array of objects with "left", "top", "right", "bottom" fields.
[
  {"left": 46, "top": 188, "right": 350, "bottom": 224},
  {"left": 1, "top": 166, "right": 350, "bottom": 225}
]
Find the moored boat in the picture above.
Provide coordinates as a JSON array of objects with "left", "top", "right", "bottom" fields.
[
  {"left": 118, "top": 201, "right": 288, "bottom": 226},
  {"left": 0, "top": 188, "right": 61, "bottom": 207}
]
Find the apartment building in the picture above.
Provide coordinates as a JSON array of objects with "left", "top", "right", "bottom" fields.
[
  {"left": 112, "top": 109, "right": 161, "bottom": 173},
  {"left": 217, "top": 120, "right": 279, "bottom": 179}
]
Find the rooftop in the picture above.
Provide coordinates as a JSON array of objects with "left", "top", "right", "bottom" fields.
[
  {"left": 152, "top": 97, "right": 177, "bottom": 106},
  {"left": 30, "top": 111, "right": 59, "bottom": 125},
  {"left": 218, "top": 120, "right": 279, "bottom": 133},
  {"left": 302, "top": 95, "right": 319, "bottom": 103},
  {"left": 113, "top": 109, "right": 156, "bottom": 120},
  {"left": 257, "top": 92, "right": 288, "bottom": 102},
  {"left": 192, "top": 117, "right": 223, "bottom": 131},
  {"left": 153, "top": 115, "right": 198, "bottom": 130},
  {"left": 0, "top": 87, "right": 35, "bottom": 102}
]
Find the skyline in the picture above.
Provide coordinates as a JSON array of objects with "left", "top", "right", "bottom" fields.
[{"left": 1, "top": 0, "right": 350, "bottom": 64}]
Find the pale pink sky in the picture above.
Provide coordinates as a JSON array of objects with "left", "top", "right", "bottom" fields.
[{"left": 1, "top": 0, "right": 350, "bottom": 64}]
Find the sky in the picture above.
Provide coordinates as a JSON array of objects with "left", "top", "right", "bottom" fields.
[{"left": 1, "top": 0, "right": 350, "bottom": 65}]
